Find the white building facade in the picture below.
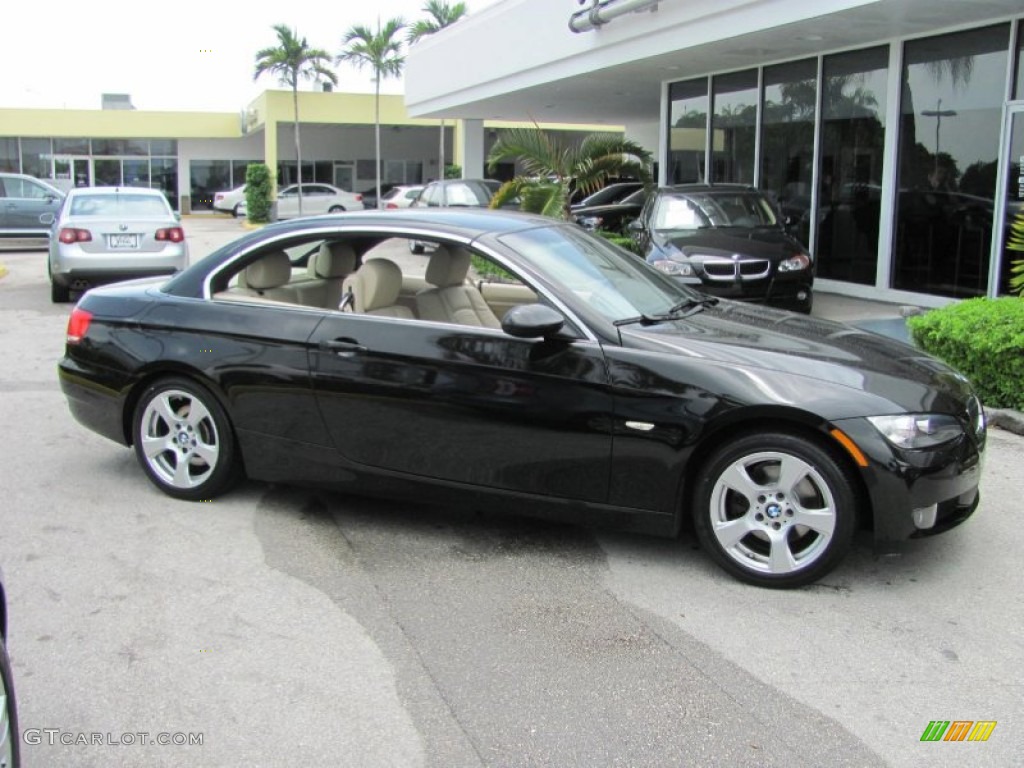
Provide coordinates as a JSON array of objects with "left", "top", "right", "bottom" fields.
[{"left": 407, "top": 0, "right": 1024, "bottom": 305}]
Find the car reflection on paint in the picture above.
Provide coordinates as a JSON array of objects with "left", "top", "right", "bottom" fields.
[{"left": 58, "top": 208, "right": 984, "bottom": 588}]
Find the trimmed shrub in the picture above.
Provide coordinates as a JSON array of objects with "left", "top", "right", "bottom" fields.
[
  {"left": 244, "top": 163, "right": 273, "bottom": 223},
  {"left": 444, "top": 164, "right": 462, "bottom": 180},
  {"left": 907, "top": 297, "right": 1024, "bottom": 410},
  {"left": 594, "top": 229, "right": 640, "bottom": 255}
]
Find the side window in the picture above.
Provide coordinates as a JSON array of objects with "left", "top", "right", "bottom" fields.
[
  {"left": 424, "top": 185, "right": 441, "bottom": 207},
  {"left": 24, "top": 181, "right": 52, "bottom": 200},
  {"left": 4, "top": 178, "right": 26, "bottom": 198}
]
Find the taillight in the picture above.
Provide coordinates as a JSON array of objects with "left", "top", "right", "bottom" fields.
[
  {"left": 155, "top": 227, "right": 185, "bottom": 243},
  {"left": 214, "top": 194, "right": 224, "bottom": 202},
  {"left": 354, "top": 194, "right": 363, "bottom": 202},
  {"left": 386, "top": 202, "right": 398, "bottom": 209},
  {"left": 58, "top": 227, "right": 92, "bottom": 244},
  {"left": 66, "top": 307, "right": 93, "bottom": 344}
]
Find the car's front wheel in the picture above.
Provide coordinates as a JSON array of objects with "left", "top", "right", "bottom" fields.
[
  {"left": 132, "top": 377, "right": 239, "bottom": 501},
  {"left": 693, "top": 432, "right": 857, "bottom": 588},
  {"left": 0, "top": 636, "right": 20, "bottom": 768}
]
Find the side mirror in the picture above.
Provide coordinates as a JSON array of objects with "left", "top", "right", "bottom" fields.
[
  {"left": 502, "top": 303, "right": 566, "bottom": 339},
  {"left": 627, "top": 219, "right": 643, "bottom": 233}
]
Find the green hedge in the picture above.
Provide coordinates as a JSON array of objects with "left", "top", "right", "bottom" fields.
[
  {"left": 244, "top": 163, "right": 273, "bottom": 223},
  {"left": 907, "top": 297, "right": 1024, "bottom": 410}
]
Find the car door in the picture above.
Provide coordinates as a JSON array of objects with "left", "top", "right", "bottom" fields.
[
  {"left": 2, "top": 177, "right": 62, "bottom": 233},
  {"left": 309, "top": 311, "right": 614, "bottom": 503},
  {"left": 276, "top": 186, "right": 299, "bottom": 218},
  {"left": 303, "top": 185, "right": 331, "bottom": 215}
]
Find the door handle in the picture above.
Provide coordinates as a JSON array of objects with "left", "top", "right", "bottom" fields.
[{"left": 319, "top": 338, "right": 366, "bottom": 357}]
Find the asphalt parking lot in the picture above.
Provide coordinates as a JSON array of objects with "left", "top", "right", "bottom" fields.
[{"left": 0, "top": 216, "right": 1021, "bottom": 767}]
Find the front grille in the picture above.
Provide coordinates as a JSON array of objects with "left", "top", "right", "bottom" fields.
[{"left": 701, "top": 258, "right": 770, "bottom": 281}]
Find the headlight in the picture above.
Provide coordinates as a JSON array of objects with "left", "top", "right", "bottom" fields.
[
  {"left": 867, "top": 414, "right": 964, "bottom": 449},
  {"left": 575, "top": 216, "right": 603, "bottom": 230},
  {"left": 652, "top": 259, "right": 693, "bottom": 276},
  {"left": 778, "top": 252, "right": 811, "bottom": 272}
]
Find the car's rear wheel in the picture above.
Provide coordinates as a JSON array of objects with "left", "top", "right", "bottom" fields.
[
  {"left": 231, "top": 204, "right": 241, "bottom": 218},
  {"left": 693, "top": 432, "right": 857, "bottom": 588},
  {"left": 132, "top": 377, "right": 239, "bottom": 501},
  {"left": 50, "top": 280, "right": 70, "bottom": 304},
  {"left": 0, "top": 636, "right": 19, "bottom": 768},
  {"left": 328, "top": 205, "right": 345, "bottom": 214}
]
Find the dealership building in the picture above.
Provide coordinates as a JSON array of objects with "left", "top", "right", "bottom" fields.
[
  {"left": 0, "top": 90, "right": 608, "bottom": 212},
  {"left": 406, "top": 0, "right": 1024, "bottom": 305}
]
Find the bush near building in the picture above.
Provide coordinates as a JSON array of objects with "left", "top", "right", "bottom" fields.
[
  {"left": 908, "top": 297, "right": 1024, "bottom": 410},
  {"left": 245, "top": 163, "right": 273, "bottom": 223}
]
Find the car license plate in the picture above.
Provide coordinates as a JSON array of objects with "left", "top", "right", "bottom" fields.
[{"left": 108, "top": 234, "right": 139, "bottom": 249}]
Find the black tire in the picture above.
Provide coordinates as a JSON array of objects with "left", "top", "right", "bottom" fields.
[
  {"left": 50, "top": 280, "right": 70, "bottom": 304},
  {"left": 131, "top": 377, "right": 240, "bottom": 501},
  {"left": 0, "top": 637, "right": 20, "bottom": 768},
  {"left": 328, "top": 205, "right": 345, "bottom": 214},
  {"left": 692, "top": 431, "right": 857, "bottom": 588},
  {"left": 231, "top": 204, "right": 241, "bottom": 218}
]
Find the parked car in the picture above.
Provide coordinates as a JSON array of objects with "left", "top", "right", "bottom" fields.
[
  {"left": 630, "top": 184, "right": 814, "bottom": 313},
  {"left": 48, "top": 186, "right": 189, "bottom": 303},
  {"left": 410, "top": 178, "right": 502, "bottom": 209},
  {"left": 1, "top": 564, "right": 20, "bottom": 768},
  {"left": 58, "top": 208, "right": 985, "bottom": 588},
  {"left": 212, "top": 184, "right": 247, "bottom": 217},
  {"left": 238, "top": 183, "right": 364, "bottom": 219},
  {"left": 381, "top": 185, "right": 425, "bottom": 209},
  {"left": 0, "top": 172, "right": 65, "bottom": 239},
  {"left": 571, "top": 188, "right": 647, "bottom": 234},
  {"left": 359, "top": 183, "right": 398, "bottom": 210},
  {"left": 570, "top": 181, "right": 643, "bottom": 212}
]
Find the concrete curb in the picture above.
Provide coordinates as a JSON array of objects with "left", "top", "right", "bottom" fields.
[{"left": 986, "top": 408, "right": 1024, "bottom": 436}]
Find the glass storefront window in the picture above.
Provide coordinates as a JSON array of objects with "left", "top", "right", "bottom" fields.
[
  {"left": 668, "top": 78, "right": 708, "bottom": 183},
  {"left": 231, "top": 160, "right": 258, "bottom": 187},
  {"left": 999, "top": 111, "right": 1023, "bottom": 295},
  {"left": 1015, "top": 21, "right": 1024, "bottom": 100},
  {"left": 94, "top": 158, "right": 121, "bottom": 186},
  {"left": 92, "top": 139, "right": 148, "bottom": 156},
  {"left": 0, "top": 138, "right": 18, "bottom": 172},
  {"left": 190, "top": 160, "right": 231, "bottom": 209},
  {"left": 150, "top": 139, "right": 177, "bottom": 156},
  {"left": 711, "top": 69, "right": 758, "bottom": 184},
  {"left": 152, "top": 158, "right": 177, "bottom": 209},
  {"left": 817, "top": 46, "right": 888, "bottom": 284},
  {"left": 53, "top": 138, "right": 90, "bottom": 155},
  {"left": 760, "top": 59, "right": 817, "bottom": 247},
  {"left": 123, "top": 158, "right": 150, "bottom": 187},
  {"left": 893, "top": 24, "right": 1010, "bottom": 297},
  {"left": 20, "top": 138, "right": 52, "bottom": 179}
]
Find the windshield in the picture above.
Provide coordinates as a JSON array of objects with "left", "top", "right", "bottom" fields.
[
  {"left": 653, "top": 191, "right": 779, "bottom": 230},
  {"left": 498, "top": 225, "right": 701, "bottom": 325},
  {"left": 69, "top": 194, "right": 171, "bottom": 217}
]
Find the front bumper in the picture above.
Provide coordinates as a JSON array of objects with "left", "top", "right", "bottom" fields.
[
  {"left": 832, "top": 416, "right": 985, "bottom": 550},
  {"left": 670, "top": 272, "right": 813, "bottom": 309}
]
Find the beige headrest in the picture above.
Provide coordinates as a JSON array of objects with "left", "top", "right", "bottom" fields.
[
  {"left": 243, "top": 250, "right": 291, "bottom": 290},
  {"left": 424, "top": 245, "right": 471, "bottom": 288},
  {"left": 352, "top": 259, "right": 403, "bottom": 313},
  {"left": 308, "top": 241, "right": 356, "bottom": 279}
]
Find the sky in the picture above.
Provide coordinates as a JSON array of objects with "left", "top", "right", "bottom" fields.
[{"left": 0, "top": 0, "right": 500, "bottom": 113}]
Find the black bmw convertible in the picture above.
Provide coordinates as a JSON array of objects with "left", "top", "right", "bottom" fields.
[{"left": 58, "top": 209, "right": 985, "bottom": 588}]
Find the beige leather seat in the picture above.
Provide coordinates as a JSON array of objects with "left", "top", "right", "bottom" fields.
[
  {"left": 296, "top": 241, "right": 357, "bottom": 308},
  {"left": 415, "top": 245, "right": 501, "bottom": 328},
  {"left": 235, "top": 250, "right": 297, "bottom": 302},
  {"left": 342, "top": 259, "right": 414, "bottom": 318}
]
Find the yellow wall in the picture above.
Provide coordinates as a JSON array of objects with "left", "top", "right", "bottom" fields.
[{"left": 0, "top": 108, "right": 240, "bottom": 138}]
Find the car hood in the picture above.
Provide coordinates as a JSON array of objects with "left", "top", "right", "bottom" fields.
[
  {"left": 618, "top": 300, "right": 975, "bottom": 416},
  {"left": 653, "top": 227, "right": 802, "bottom": 260}
]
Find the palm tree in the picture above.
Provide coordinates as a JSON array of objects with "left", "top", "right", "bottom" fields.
[
  {"left": 407, "top": 2, "right": 468, "bottom": 178},
  {"left": 487, "top": 128, "right": 653, "bottom": 219},
  {"left": 254, "top": 24, "right": 337, "bottom": 217},
  {"left": 338, "top": 19, "right": 406, "bottom": 209}
]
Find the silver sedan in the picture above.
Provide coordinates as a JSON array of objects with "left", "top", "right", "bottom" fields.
[{"left": 48, "top": 187, "right": 188, "bottom": 303}]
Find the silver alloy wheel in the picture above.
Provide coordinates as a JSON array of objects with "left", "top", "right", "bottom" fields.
[
  {"left": 138, "top": 389, "right": 220, "bottom": 490},
  {"left": 708, "top": 450, "right": 837, "bottom": 576}
]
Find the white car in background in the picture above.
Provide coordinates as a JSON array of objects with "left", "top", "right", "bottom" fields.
[
  {"left": 237, "top": 183, "right": 365, "bottom": 219},
  {"left": 381, "top": 185, "right": 425, "bottom": 209},
  {"left": 212, "top": 184, "right": 246, "bottom": 217}
]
